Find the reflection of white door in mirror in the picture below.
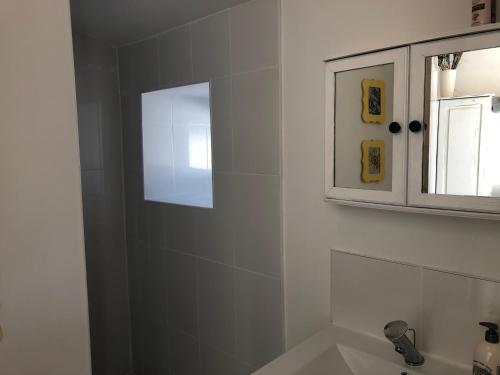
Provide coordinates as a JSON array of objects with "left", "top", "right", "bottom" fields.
[
  {"left": 429, "top": 96, "right": 500, "bottom": 198},
  {"left": 409, "top": 30, "right": 500, "bottom": 213},
  {"left": 432, "top": 96, "right": 488, "bottom": 196}
]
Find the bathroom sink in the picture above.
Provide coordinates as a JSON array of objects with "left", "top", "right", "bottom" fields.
[{"left": 253, "top": 325, "right": 470, "bottom": 375}]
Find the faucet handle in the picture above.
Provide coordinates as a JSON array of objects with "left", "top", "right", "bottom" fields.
[{"left": 407, "top": 328, "right": 417, "bottom": 347}]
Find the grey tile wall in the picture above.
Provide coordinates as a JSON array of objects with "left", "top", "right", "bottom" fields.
[
  {"left": 118, "top": 0, "right": 283, "bottom": 374},
  {"left": 73, "top": 33, "right": 132, "bottom": 375}
]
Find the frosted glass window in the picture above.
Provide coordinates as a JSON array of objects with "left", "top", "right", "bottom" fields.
[{"left": 142, "top": 82, "right": 213, "bottom": 208}]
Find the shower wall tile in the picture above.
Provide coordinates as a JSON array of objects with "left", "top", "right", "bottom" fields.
[
  {"left": 77, "top": 98, "right": 103, "bottom": 170},
  {"left": 74, "top": 64, "right": 120, "bottom": 98},
  {"left": 127, "top": 239, "right": 149, "bottom": 325},
  {"left": 198, "top": 259, "right": 235, "bottom": 353},
  {"left": 99, "top": 95, "right": 125, "bottom": 171},
  {"left": 124, "top": 169, "right": 147, "bottom": 242},
  {"left": 235, "top": 269, "right": 283, "bottom": 368},
  {"left": 168, "top": 329, "right": 201, "bottom": 375},
  {"left": 232, "top": 67, "right": 280, "bottom": 175},
  {"left": 230, "top": 0, "right": 279, "bottom": 73},
  {"left": 143, "top": 322, "right": 170, "bottom": 375},
  {"left": 234, "top": 174, "right": 281, "bottom": 277},
  {"left": 127, "top": 239, "right": 150, "bottom": 375},
  {"left": 146, "top": 246, "right": 169, "bottom": 328},
  {"left": 194, "top": 172, "right": 235, "bottom": 264},
  {"left": 158, "top": 25, "right": 193, "bottom": 87},
  {"left": 200, "top": 345, "right": 254, "bottom": 375},
  {"left": 120, "top": 93, "right": 142, "bottom": 171},
  {"left": 119, "top": 38, "right": 159, "bottom": 94},
  {"left": 166, "top": 250, "right": 198, "bottom": 336},
  {"left": 148, "top": 203, "right": 197, "bottom": 255},
  {"left": 191, "top": 11, "right": 231, "bottom": 81},
  {"left": 210, "top": 76, "right": 233, "bottom": 173},
  {"left": 81, "top": 170, "right": 104, "bottom": 196},
  {"left": 73, "top": 33, "right": 117, "bottom": 73},
  {"left": 73, "top": 33, "right": 131, "bottom": 375},
  {"left": 118, "top": 0, "right": 282, "bottom": 373},
  {"left": 163, "top": 204, "right": 197, "bottom": 255}
]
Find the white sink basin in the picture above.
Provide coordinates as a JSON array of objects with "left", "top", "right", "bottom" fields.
[{"left": 253, "top": 325, "right": 470, "bottom": 375}]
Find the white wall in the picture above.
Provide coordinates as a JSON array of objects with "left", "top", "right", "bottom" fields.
[
  {"left": 0, "top": 0, "right": 92, "bottom": 373},
  {"left": 281, "top": 0, "right": 500, "bottom": 349},
  {"left": 454, "top": 48, "right": 500, "bottom": 96}
]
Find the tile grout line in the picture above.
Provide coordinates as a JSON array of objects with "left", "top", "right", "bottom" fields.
[
  {"left": 155, "top": 245, "right": 282, "bottom": 281},
  {"left": 195, "top": 257, "right": 202, "bottom": 374},
  {"left": 189, "top": 23, "right": 194, "bottom": 81},
  {"left": 231, "top": 64, "right": 280, "bottom": 77},
  {"left": 228, "top": 4, "right": 237, "bottom": 268},
  {"left": 277, "top": 0, "right": 286, "bottom": 353},
  {"left": 117, "top": 0, "right": 264, "bottom": 49},
  {"left": 332, "top": 247, "right": 500, "bottom": 285},
  {"left": 418, "top": 266, "right": 424, "bottom": 350},
  {"left": 227, "top": 10, "right": 241, "bottom": 367},
  {"left": 114, "top": 42, "right": 135, "bottom": 375}
]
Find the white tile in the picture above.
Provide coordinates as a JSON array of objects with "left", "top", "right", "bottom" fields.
[
  {"left": 201, "top": 345, "right": 254, "bottom": 375},
  {"left": 230, "top": 0, "right": 279, "bottom": 73},
  {"left": 211, "top": 76, "right": 233, "bottom": 173},
  {"left": 198, "top": 260, "right": 235, "bottom": 353},
  {"left": 234, "top": 174, "right": 281, "bottom": 277},
  {"left": 422, "top": 269, "right": 500, "bottom": 366},
  {"left": 166, "top": 251, "right": 198, "bottom": 336},
  {"left": 168, "top": 328, "right": 200, "bottom": 375},
  {"left": 192, "top": 11, "right": 231, "bottom": 81},
  {"left": 232, "top": 68, "right": 279, "bottom": 175},
  {"left": 118, "top": 38, "right": 159, "bottom": 94},
  {"left": 158, "top": 26, "right": 193, "bottom": 87},
  {"left": 332, "top": 251, "right": 421, "bottom": 339},
  {"left": 77, "top": 99, "right": 102, "bottom": 171},
  {"left": 235, "top": 269, "right": 283, "bottom": 367},
  {"left": 194, "top": 173, "right": 235, "bottom": 264},
  {"left": 120, "top": 93, "right": 142, "bottom": 171}
]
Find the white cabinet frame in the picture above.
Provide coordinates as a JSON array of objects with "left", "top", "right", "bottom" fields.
[
  {"left": 325, "top": 47, "right": 409, "bottom": 205},
  {"left": 409, "top": 31, "right": 500, "bottom": 213}
]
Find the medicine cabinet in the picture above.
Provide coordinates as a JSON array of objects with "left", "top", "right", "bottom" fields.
[{"left": 325, "top": 28, "right": 500, "bottom": 219}]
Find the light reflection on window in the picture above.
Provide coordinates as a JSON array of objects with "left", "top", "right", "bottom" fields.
[
  {"left": 141, "top": 82, "right": 213, "bottom": 208},
  {"left": 188, "top": 125, "right": 212, "bottom": 170}
]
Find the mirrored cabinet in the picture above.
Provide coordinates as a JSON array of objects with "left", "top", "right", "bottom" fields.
[
  {"left": 325, "top": 29, "right": 500, "bottom": 218},
  {"left": 325, "top": 48, "right": 408, "bottom": 205}
]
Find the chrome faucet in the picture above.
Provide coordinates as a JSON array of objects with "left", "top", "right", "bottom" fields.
[{"left": 384, "top": 320, "right": 425, "bottom": 366}]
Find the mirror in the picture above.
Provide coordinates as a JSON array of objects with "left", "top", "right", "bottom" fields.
[
  {"left": 334, "top": 64, "right": 394, "bottom": 191},
  {"left": 423, "top": 47, "right": 500, "bottom": 198}
]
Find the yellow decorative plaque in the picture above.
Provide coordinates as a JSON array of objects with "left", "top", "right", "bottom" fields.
[
  {"left": 361, "top": 140, "right": 385, "bottom": 182},
  {"left": 362, "top": 79, "right": 385, "bottom": 124}
]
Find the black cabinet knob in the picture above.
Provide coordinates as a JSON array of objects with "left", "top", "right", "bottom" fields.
[
  {"left": 389, "top": 122, "right": 401, "bottom": 134},
  {"left": 409, "top": 120, "right": 422, "bottom": 133}
]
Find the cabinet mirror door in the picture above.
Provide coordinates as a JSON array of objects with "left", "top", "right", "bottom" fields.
[
  {"left": 325, "top": 47, "right": 408, "bottom": 205},
  {"left": 409, "top": 31, "right": 500, "bottom": 213}
]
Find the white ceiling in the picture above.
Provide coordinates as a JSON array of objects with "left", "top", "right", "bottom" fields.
[{"left": 70, "top": 0, "right": 251, "bottom": 46}]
